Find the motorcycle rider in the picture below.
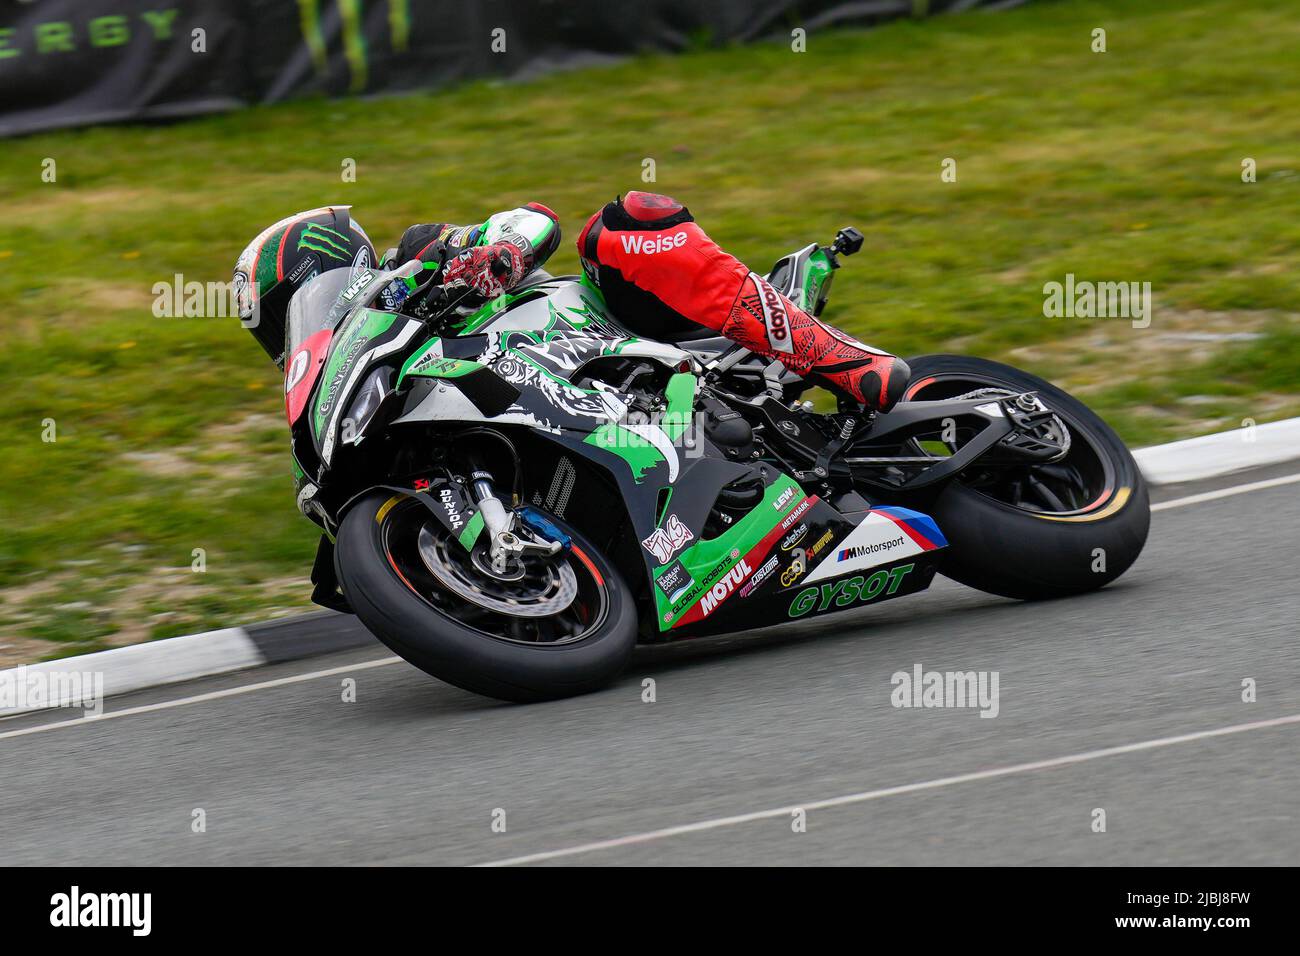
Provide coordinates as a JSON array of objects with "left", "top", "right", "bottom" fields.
[
  {"left": 397, "top": 191, "right": 909, "bottom": 413},
  {"left": 236, "top": 192, "right": 909, "bottom": 412}
]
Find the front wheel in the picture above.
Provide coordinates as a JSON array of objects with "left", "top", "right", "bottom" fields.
[
  {"left": 335, "top": 492, "right": 637, "bottom": 702},
  {"left": 903, "top": 355, "right": 1150, "bottom": 600}
]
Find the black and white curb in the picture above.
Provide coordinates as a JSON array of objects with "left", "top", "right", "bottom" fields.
[
  {"left": 3, "top": 418, "right": 1299, "bottom": 716},
  {"left": 1132, "top": 416, "right": 1300, "bottom": 484},
  {"left": 1, "top": 612, "right": 373, "bottom": 717}
]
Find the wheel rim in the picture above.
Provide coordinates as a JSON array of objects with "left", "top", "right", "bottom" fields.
[
  {"left": 380, "top": 499, "right": 608, "bottom": 646},
  {"left": 903, "top": 373, "right": 1119, "bottom": 518}
]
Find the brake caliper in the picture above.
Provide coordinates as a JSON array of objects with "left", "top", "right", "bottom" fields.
[{"left": 998, "top": 392, "right": 1071, "bottom": 462}]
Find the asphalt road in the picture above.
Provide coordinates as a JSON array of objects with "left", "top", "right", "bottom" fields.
[{"left": 4, "top": 466, "right": 1298, "bottom": 866}]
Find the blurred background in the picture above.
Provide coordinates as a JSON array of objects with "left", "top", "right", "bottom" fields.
[{"left": 1, "top": 0, "right": 1297, "bottom": 665}]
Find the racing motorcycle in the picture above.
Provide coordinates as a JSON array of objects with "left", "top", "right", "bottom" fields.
[{"left": 279, "top": 227, "right": 1149, "bottom": 702}]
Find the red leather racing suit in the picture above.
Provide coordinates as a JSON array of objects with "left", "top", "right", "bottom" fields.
[
  {"left": 577, "top": 191, "right": 907, "bottom": 410},
  {"left": 400, "top": 192, "right": 908, "bottom": 410}
]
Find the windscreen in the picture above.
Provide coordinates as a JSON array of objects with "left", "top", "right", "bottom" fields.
[{"left": 284, "top": 266, "right": 394, "bottom": 356}]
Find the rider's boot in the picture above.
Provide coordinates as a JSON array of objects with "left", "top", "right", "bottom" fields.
[{"left": 577, "top": 191, "right": 910, "bottom": 413}]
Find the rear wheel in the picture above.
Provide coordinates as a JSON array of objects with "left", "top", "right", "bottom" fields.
[
  {"left": 336, "top": 492, "right": 637, "bottom": 702},
  {"left": 903, "top": 355, "right": 1149, "bottom": 600}
]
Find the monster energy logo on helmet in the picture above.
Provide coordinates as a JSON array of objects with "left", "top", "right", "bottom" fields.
[
  {"left": 233, "top": 206, "right": 376, "bottom": 367},
  {"left": 298, "top": 222, "right": 352, "bottom": 261},
  {"left": 297, "top": 0, "right": 411, "bottom": 94}
]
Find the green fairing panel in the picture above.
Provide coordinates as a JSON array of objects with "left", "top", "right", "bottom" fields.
[
  {"left": 458, "top": 289, "right": 539, "bottom": 334},
  {"left": 661, "top": 372, "right": 696, "bottom": 441},
  {"left": 653, "top": 475, "right": 803, "bottom": 629},
  {"left": 579, "top": 371, "right": 696, "bottom": 483},
  {"left": 583, "top": 423, "right": 665, "bottom": 482},
  {"left": 802, "top": 248, "right": 835, "bottom": 314},
  {"left": 554, "top": 291, "right": 610, "bottom": 332},
  {"left": 399, "top": 338, "right": 442, "bottom": 381},
  {"left": 312, "top": 308, "right": 397, "bottom": 440},
  {"left": 459, "top": 277, "right": 615, "bottom": 336},
  {"left": 398, "top": 339, "right": 483, "bottom": 386},
  {"left": 405, "top": 356, "right": 484, "bottom": 381}
]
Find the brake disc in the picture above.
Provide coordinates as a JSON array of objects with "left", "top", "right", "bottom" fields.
[{"left": 416, "top": 524, "right": 577, "bottom": 618}]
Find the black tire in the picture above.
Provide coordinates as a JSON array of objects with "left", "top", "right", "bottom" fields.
[
  {"left": 335, "top": 492, "right": 637, "bottom": 702},
  {"left": 903, "top": 355, "right": 1150, "bottom": 601}
]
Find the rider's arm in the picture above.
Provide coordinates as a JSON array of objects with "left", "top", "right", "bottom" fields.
[{"left": 396, "top": 202, "right": 561, "bottom": 278}]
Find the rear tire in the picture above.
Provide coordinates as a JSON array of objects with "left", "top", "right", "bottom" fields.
[
  {"left": 904, "top": 355, "right": 1150, "bottom": 600},
  {"left": 336, "top": 492, "right": 637, "bottom": 702}
]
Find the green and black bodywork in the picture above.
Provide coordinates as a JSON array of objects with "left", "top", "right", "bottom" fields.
[{"left": 275, "top": 227, "right": 1149, "bottom": 700}]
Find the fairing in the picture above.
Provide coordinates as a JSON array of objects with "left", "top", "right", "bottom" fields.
[{"left": 302, "top": 271, "right": 949, "bottom": 637}]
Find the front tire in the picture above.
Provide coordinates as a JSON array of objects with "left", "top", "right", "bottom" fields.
[
  {"left": 904, "top": 355, "right": 1150, "bottom": 600},
  {"left": 336, "top": 492, "right": 637, "bottom": 702}
]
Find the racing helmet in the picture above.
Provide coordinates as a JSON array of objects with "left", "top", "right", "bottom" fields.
[{"left": 233, "top": 206, "right": 376, "bottom": 367}]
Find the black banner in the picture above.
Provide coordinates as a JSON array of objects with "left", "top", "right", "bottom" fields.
[
  {"left": 3, "top": 866, "right": 1283, "bottom": 939},
  {"left": 0, "top": 0, "right": 1031, "bottom": 138}
]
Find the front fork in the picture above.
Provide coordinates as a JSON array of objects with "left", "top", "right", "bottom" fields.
[{"left": 465, "top": 467, "right": 560, "bottom": 575}]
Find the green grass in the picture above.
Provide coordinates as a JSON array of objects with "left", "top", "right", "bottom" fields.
[{"left": 1, "top": 0, "right": 1298, "bottom": 656}]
